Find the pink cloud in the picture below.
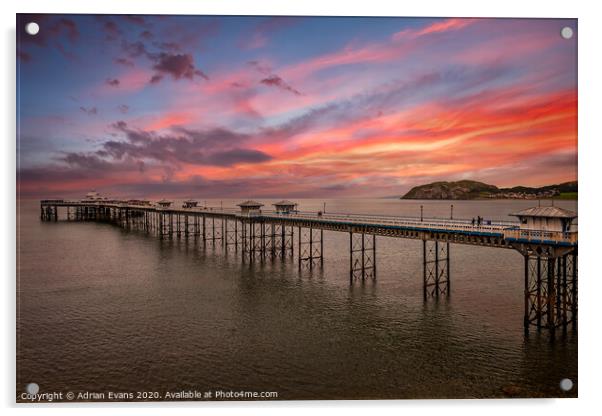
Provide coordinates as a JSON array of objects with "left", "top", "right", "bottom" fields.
[
  {"left": 452, "top": 30, "right": 557, "bottom": 65},
  {"left": 143, "top": 113, "right": 193, "bottom": 131},
  {"left": 392, "top": 18, "right": 477, "bottom": 41},
  {"left": 279, "top": 18, "right": 477, "bottom": 81}
]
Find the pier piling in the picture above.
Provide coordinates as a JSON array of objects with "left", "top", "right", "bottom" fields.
[
  {"left": 523, "top": 248, "right": 577, "bottom": 334},
  {"left": 349, "top": 230, "right": 376, "bottom": 281},
  {"left": 422, "top": 239, "right": 450, "bottom": 299}
]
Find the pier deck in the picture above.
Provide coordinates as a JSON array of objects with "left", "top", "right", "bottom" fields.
[
  {"left": 39, "top": 199, "right": 577, "bottom": 334},
  {"left": 40, "top": 200, "right": 577, "bottom": 247}
]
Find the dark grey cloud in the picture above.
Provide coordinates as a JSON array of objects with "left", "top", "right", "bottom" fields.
[
  {"left": 60, "top": 152, "right": 114, "bottom": 170},
  {"left": 103, "top": 20, "right": 122, "bottom": 41},
  {"left": 121, "top": 40, "right": 149, "bottom": 59},
  {"left": 59, "top": 151, "right": 147, "bottom": 174},
  {"left": 106, "top": 78, "right": 120, "bottom": 87},
  {"left": 80, "top": 121, "right": 272, "bottom": 169},
  {"left": 260, "top": 75, "right": 301, "bottom": 96},
  {"left": 20, "top": 152, "right": 139, "bottom": 182},
  {"left": 107, "top": 18, "right": 215, "bottom": 85},
  {"left": 152, "top": 41, "right": 181, "bottom": 52},
  {"left": 210, "top": 149, "right": 272, "bottom": 166},
  {"left": 17, "top": 153, "right": 147, "bottom": 198},
  {"left": 171, "top": 126, "right": 250, "bottom": 146},
  {"left": 54, "top": 18, "right": 79, "bottom": 42},
  {"left": 247, "top": 60, "right": 272, "bottom": 74},
  {"left": 79, "top": 106, "right": 98, "bottom": 116},
  {"left": 150, "top": 53, "right": 209, "bottom": 83},
  {"left": 119, "top": 39, "right": 209, "bottom": 84},
  {"left": 114, "top": 57, "right": 134, "bottom": 67}
]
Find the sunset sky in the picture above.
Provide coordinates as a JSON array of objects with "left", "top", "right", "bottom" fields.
[{"left": 17, "top": 15, "right": 577, "bottom": 199}]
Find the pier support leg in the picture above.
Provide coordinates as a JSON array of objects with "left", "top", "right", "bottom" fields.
[
  {"left": 242, "top": 220, "right": 249, "bottom": 262},
  {"left": 242, "top": 220, "right": 263, "bottom": 262},
  {"left": 298, "top": 226, "right": 323, "bottom": 270},
  {"left": 422, "top": 239, "right": 450, "bottom": 299},
  {"left": 570, "top": 250, "right": 578, "bottom": 330},
  {"left": 225, "top": 219, "right": 241, "bottom": 250},
  {"left": 208, "top": 217, "right": 223, "bottom": 246},
  {"left": 159, "top": 212, "right": 165, "bottom": 240},
  {"left": 273, "top": 223, "right": 294, "bottom": 259},
  {"left": 193, "top": 215, "right": 200, "bottom": 239},
  {"left": 270, "top": 223, "right": 276, "bottom": 258},
  {"left": 523, "top": 249, "right": 577, "bottom": 334},
  {"left": 222, "top": 218, "right": 225, "bottom": 248},
  {"left": 280, "top": 224, "right": 286, "bottom": 258},
  {"left": 350, "top": 230, "right": 376, "bottom": 281},
  {"left": 211, "top": 217, "right": 226, "bottom": 247},
  {"left": 259, "top": 221, "right": 265, "bottom": 260}
]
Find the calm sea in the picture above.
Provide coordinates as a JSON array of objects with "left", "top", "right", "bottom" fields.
[{"left": 16, "top": 198, "right": 578, "bottom": 400}]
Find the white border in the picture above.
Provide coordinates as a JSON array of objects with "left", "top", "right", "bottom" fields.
[{"left": 3, "top": 1, "right": 601, "bottom": 415}]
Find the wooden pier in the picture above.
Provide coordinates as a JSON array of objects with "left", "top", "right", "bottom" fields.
[{"left": 40, "top": 199, "right": 578, "bottom": 334}]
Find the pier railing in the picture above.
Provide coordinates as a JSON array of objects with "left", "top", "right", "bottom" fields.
[
  {"left": 257, "top": 211, "right": 508, "bottom": 232},
  {"left": 502, "top": 228, "right": 578, "bottom": 244}
]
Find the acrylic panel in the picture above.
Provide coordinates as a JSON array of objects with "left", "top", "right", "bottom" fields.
[{"left": 16, "top": 14, "right": 578, "bottom": 402}]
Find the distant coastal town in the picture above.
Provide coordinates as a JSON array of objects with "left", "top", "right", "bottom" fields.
[{"left": 483, "top": 189, "right": 561, "bottom": 199}]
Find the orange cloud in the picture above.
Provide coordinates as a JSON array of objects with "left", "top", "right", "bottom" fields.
[{"left": 232, "top": 87, "right": 577, "bottom": 188}]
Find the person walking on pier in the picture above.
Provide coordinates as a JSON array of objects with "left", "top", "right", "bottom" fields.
[{"left": 471, "top": 217, "right": 475, "bottom": 227}]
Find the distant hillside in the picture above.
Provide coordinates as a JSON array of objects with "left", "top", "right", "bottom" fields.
[
  {"left": 401, "top": 180, "right": 577, "bottom": 200},
  {"left": 402, "top": 180, "right": 498, "bottom": 200}
]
